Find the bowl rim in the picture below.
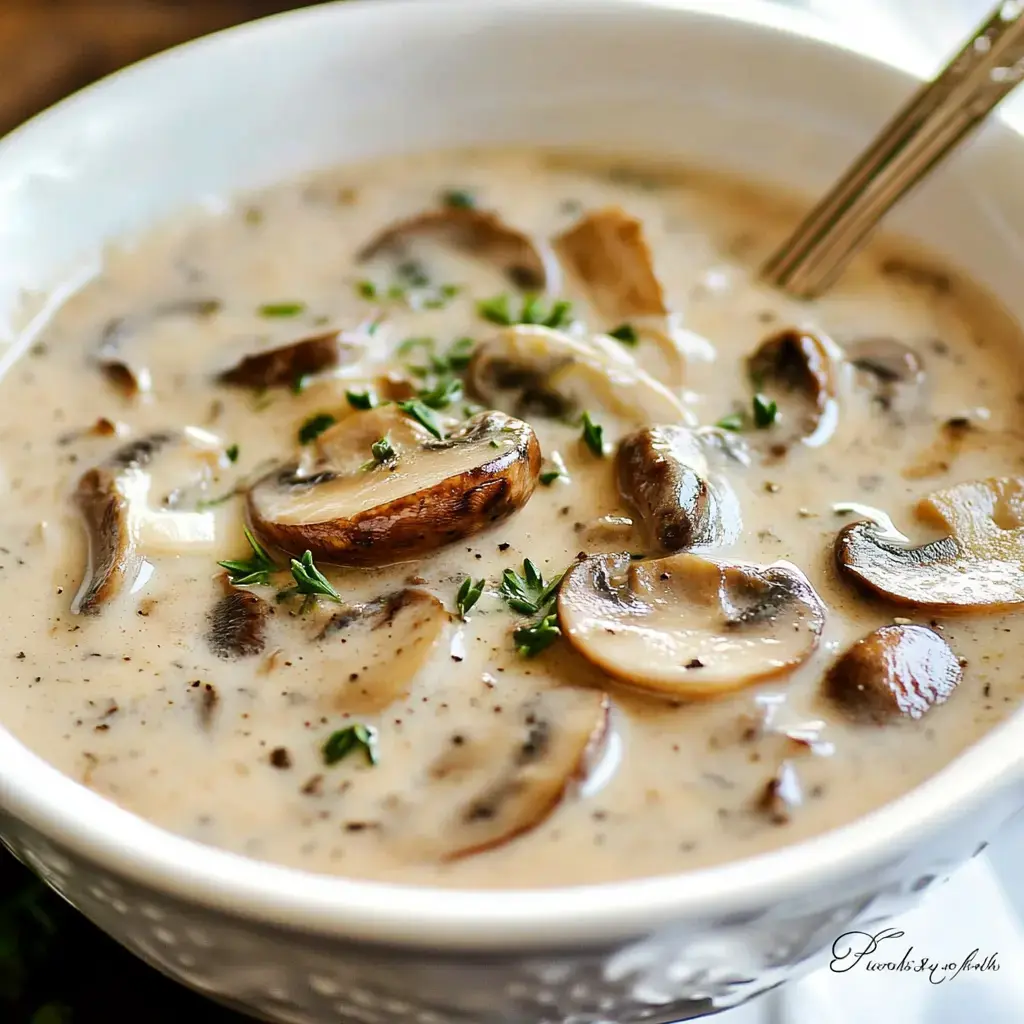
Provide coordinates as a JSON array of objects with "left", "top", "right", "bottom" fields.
[{"left": 1, "top": 0, "right": 1021, "bottom": 950}]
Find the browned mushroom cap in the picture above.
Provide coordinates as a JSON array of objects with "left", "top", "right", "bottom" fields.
[
  {"left": 248, "top": 406, "right": 540, "bottom": 566},
  {"left": 836, "top": 477, "right": 1024, "bottom": 612},
  {"left": 206, "top": 588, "right": 271, "bottom": 659},
  {"left": 316, "top": 589, "right": 450, "bottom": 712},
  {"left": 553, "top": 206, "right": 667, "bottom": 319},
  {"left": 72, "top": 431, "right": 222, "bottom": 615},
  {"left": 398, "top": 688, "right": 610, "bottom": 861},
  {"left": 558, "top": 553, "right": 825, "bottom": 698},
  {"left": 824, "top": 624, "right": 961, "bottom": 723},
  {"left": 747, "top": 328, "right": 840, "bottom": 447},
  {"left": 217, "top": 330, "right": 362, "bottom": 389},
  {"left": 466, "top": 325, "right": 688, "bottom": 424},
  {"left": 357, "top": 207, "right": 552, "bottom": 291},
  {"left": 617, "top": 425, "right": 741, "bottom": 551}
]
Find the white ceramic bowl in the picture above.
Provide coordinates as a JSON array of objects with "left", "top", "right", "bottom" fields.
[{"left": 2, "top": 2, "right": 1024, "bottom": 1022}]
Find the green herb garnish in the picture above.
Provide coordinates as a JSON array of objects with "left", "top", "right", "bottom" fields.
[
  {"left": 752, "top": 393, "right": 778, "bottom": 428},
  {"left": 398, "top": 399, "right": 444, "bottom": 438},
  {"left": 218, "top": 527, "right": 279, "bottom": 586},
  {"left": 370, "top": 435, "right": 397, "bottom": 467},
  {"left": 418, "top": 376, "right": 463, "bottom": 410},
  {"left": 608, "top": 322, "right": 639, "bottom": 346},
  {"left": 539, "top": 452, "right": 568, "bottom": 486},
  {"left": 446, "top": 336, "right": 476, "bottom": 371},
  {"left": 442, "top": 188, "right": 476, "bottom": 209},
  {"left": 298, "top": 412, "right": 337, "bottom": 444},
  {"left": 291, "top": 374, "right": 309, "bottom": 395},
  {"left": 397, "top": 336, "right": 435, "bottom": 359},
  {"left": 346, "top": 389, "right": 376, "bottom": 410},
  {"left": 514, "top": 611, "right": 561, "bottom": 658},
  {"left": 456, "top": 577, "right": 486, "bottom": 618},
  {"left": 322, "top": 724, "right": 379, "bottom": 766},
  {"left": 580, "top": 412, "right": 605, "bottom": 457},
  {"left": 356, "top": 280, "right": 378, "bottom": 299},
  {"left": 477, "top": 293, "right": 573, "bottom": 329},
  {"left": 499, "top": 559, "right": 564, "bottom": 615},
  {"left": 258, "top": 302, "right": 306, "bottom": 318},
  {"left": 225, "top": 444, "right": 239, "bottom": 463},
  {"left": 279, "top": 550, "right": 342, "bottom": 611},
  {"left": 715, "top": 411, "right": 745, "bottom": 432}
]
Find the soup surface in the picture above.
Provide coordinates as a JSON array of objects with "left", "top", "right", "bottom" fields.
[{"left": 2, "top": 149, "right": 1024, "bottom": 888}]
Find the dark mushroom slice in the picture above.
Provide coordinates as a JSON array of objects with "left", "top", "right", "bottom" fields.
[
  {"left": 746, "top": 328, "right": 840, "bottom": 447},
  {"left": 94, "top": 298, "right": 221, "bottom": 396},
  {"left": 357, "top": 207, "right": 553, "bottom": 291},
  {"left": 466, "top": 325, "right": 687, "bottom": 424},
  {"left": 206, "top": 588, "right": 272, "bottom": 659},
  {"left": 71, "top": 431, "right": 221, "bottom": 615},
  {"left": 217, "top": 330, "right": 362, "bottom": 389},
  {"left": 845, "top": 336, "right": 925, "bottom": 418},
  {"left": 248, "top": 406, "right": 540, "bottom": 566},
  {"left": 824, "top": 624, "right": 962, "bottom": 723},
  {"left": 553, "top": 206, "right": 667, "bottom": 319},
  {"left": 558, "top": 552, "right": 825, "bottom": 698},
  {"left": 397, "top": 688, "right": 611, "bottom": 861},
  {"left": 836, "top": 477, "right": 1024, "bottom": 612},
  {"left": 617, "top": 425, "right": 741, "bottom": 551},
  {"left": 757, "top": 760, "right": 803, "bottom": 824},
  {"left": 316, "top": 589, "right": 450, "bottom": 712}
]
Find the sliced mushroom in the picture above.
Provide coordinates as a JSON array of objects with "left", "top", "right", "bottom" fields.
[
  {"left": 218, "top": 330, "right": 362, "bottom": 389},
  {"left": 553, "top": 206, "right": 667, "bottom": 319},
  {"left": 72, "top": 431, "right": 221, "bottom": 615},
  {"left": 756, "top": 761, "right": 803, "bottom": 824},
  {"left": 466, "top": 325, "right": 689, "bottom": 425},
  {"left": 558, "top": 553, "right": 825, "bottom": 698},
  {"left": 248, "top": 406, "right": 540, "bottom": 566},
  {"left": 357, "top": 207, "right": 553, "bottom": 291},
  {"left": 95, "top": 298, "right": 221, "bottom": 396},
  {"left": 206, "top": 588, "right": 271, "bottom": 659},
  {"left": 617, "top": 425, "right": 741, "bottom": 551},
  {"left": 316, "top": 589, "right": 450, "bottom": 712},
  {"left": 397, "top": 688, "right": 610, "bottom": 861},
  {"left": 746, "top": 328, "right": 840, "bottom": 447},
  {"left": 845, "top": 336, "right": 925, "bottom": 419},
  {"left": 836, "top": 477, "right": 1024, "bottom": 611},
  {"left": 824, "top": 624, "right": 961, "bottom": 722}
]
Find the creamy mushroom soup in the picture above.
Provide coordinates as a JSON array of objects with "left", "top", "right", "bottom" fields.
[{"left": 3, "top": 149, "right": 1024, "bottom": 888}]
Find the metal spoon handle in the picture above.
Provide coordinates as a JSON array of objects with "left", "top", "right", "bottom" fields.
[{"left": 762, "top": 0, "right": 1024, "bottom": 299}]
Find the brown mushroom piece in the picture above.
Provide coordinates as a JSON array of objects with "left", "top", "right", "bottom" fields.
[
  {"left": 95, "top": 298, "right": 221, "bottom": 396},
  {"left": 316, "top": 589, "right": 450, "bottom": 712},
  {"left": 553, "top": 206, "right": 667, "bottom": 319},
  {"left": 466, "top": 325, "right": 688, "bottom": 425},
  {"left": 845, "top": 337, "right": 925, "bottom": 415},
  {"left": 746, "top": 328, "right": 840, "bottom": 447},
  {"left": 836, "top": 477, "right": 1024, "bottom": 611},
  {"left": 824, "top": 624, "right": 962, "bottom": 723},
  {"left": 357, "top": 207, "right": 554, "bottom": 291},
  {"left": 399, "top": 688, "right": 611, "bottom": 861},
  {"left": 218, "top": 330, "right": 362, "bottom": 389},
  {"left": 248, "top": 406, "right": 540, "bottom": 566},
  {"left": 206, "top": 588, "right": 272, "bottom": 659},
  {"left": 558, "top": 552, "right": 825, "bottom": 698},
  {"left": 617, "top": 425, "right": 741, "bottom": 551}
]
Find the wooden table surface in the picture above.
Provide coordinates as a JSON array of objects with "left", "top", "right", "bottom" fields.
[{"left": 1, "top": 7, "right": 329, "bottom": 1020}]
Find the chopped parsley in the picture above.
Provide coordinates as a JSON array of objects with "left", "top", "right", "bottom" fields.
[
  {"left": 258, "top": 301, "right": 306, "bottom": 318},
  {"left": 225, "top": 444, "right": 239, "bottom": 463},
  {"left": 418, "top": 376, "right": 463, "bottom": 410},
  {"left": 715, "top": 411, "right": 745, "bottom": 432},
  {"left": 298, "top": 412, "right": 337, "bottom": 444},
  {"left": 752, "top": 393, "right": 779, "bottom": 428},
  {"left": 369, "top": 434, "right": 397, "bottom": 467},
  {"left": 346, "top": 388, "right": 376, "bottom": 410},
  {"left": 539, "top": 451, "right": 568, "bottom": 486},
  {"left": 514, "top": 612, "right": 561, "bottom": 658},
  {"left": 580, "top": 412, "right": 605, "bottom": 457},
  {"left": 217, "top": 527, "right": 279, "bottom": 586},
  {"left": 356, "top": 279, "right": 378, "bottom": 299},
  {"left": 499, "top": 559, "right": 564, "bottom": 616},
  {"left": 441, "top": 188, "right": 476, "bottom": 209},
  {"left": 477, "top": 293, "right": 574, "bottom": 329},
  {"left": 608, "top": 322, "right": 639, "bottom": 346},
  {"left": 398, "top": 399, "right": 444, "bottom": 438},
  {"left": 456, "top": 577, "right": 486, "bottom": 618},
  {"left": 291, "top": 374, "right": 310, "bottom": 395},
  {"left": 322, "top": 723, "right": 379, "bottom": 766},
  {"left": 396, "top": 336, "right": 435, "bottom": 360},
  {"left": 279, "top": 550, "right": 341, "bottom": 611}
]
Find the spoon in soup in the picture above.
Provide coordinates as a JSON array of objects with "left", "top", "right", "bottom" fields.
[{"left": 762, "top": 0, "right": 1024, "bottom": 299}]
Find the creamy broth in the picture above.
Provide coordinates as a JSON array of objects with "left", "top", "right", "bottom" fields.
[{"left": 2, "top": 149, "right": 1024, "bottom": 888}]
